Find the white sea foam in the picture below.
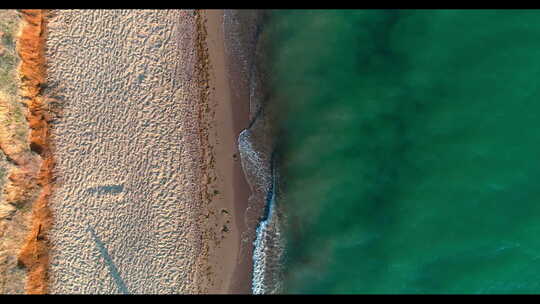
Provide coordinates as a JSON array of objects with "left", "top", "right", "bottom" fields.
[
  {"left": 251, "top": 161, "right": 284, "bottom": 294},
  {"left": 226, "top": 10, "right": 284, "bottom": 294}
]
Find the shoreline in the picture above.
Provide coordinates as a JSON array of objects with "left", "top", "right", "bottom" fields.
[
  {"left": 224, "top": 10, "right": 285, "bottom": 293},
  {"left": 201, "top": 10, "right": 253, "bottom": 294}
]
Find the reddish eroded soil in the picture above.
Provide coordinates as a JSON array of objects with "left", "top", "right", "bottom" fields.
[{"left": 14, "top": 9, "right": 54, "bottom": 294}]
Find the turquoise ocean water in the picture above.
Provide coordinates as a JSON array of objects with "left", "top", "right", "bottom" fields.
[{"left": 262, "top": 10, "right": 540, "bottom": 293}]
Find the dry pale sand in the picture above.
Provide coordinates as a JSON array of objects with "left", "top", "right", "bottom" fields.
[{"left": 43, "top": 9, "right": 251, "bottom": 294}]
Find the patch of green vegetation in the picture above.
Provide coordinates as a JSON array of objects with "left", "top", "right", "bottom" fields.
[
  {"left": 0, "top": 165, "right": 5, "bottom": 181},
  {"left": 0, "top": 159, "right": 7, "bottom": 196},
  {"left": 15, "top": 125, "right": 26, "bottom": 142},
  {"left": 0, "top": 11, "right": 29, "bottom": 151},
  {"left": 0, "top": 10, "right": 19, "bottom": 96},
  {"left": 12, "top": 105, "right": 24, "bottom": 122}
]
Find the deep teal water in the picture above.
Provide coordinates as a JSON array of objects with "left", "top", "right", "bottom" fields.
[{"left": 264, "top": 10, "right": 540, "bottom": 293}]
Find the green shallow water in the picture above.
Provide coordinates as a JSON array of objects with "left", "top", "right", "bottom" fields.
[{"left": 264, "top": 10, "right": 540, "bottom": 293}]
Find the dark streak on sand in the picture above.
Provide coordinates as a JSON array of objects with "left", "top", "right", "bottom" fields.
[
  {"left": 85, "top": 184, "right": 124, "bottom": 195},
  {"left": 87, "top": 226, "right": 129, "bottom": 294}
]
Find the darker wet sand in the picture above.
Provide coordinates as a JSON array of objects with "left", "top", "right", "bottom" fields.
[{"left": 202, "top": 9, "right": 252, "bottom": 294}]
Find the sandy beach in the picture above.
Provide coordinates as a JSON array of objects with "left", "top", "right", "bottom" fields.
[
  {"left": 37, "top": 9, "right": 251, "bottom": 294},
  {"left": 0, "top": 9, "right": 254, "bottom": 294}
]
